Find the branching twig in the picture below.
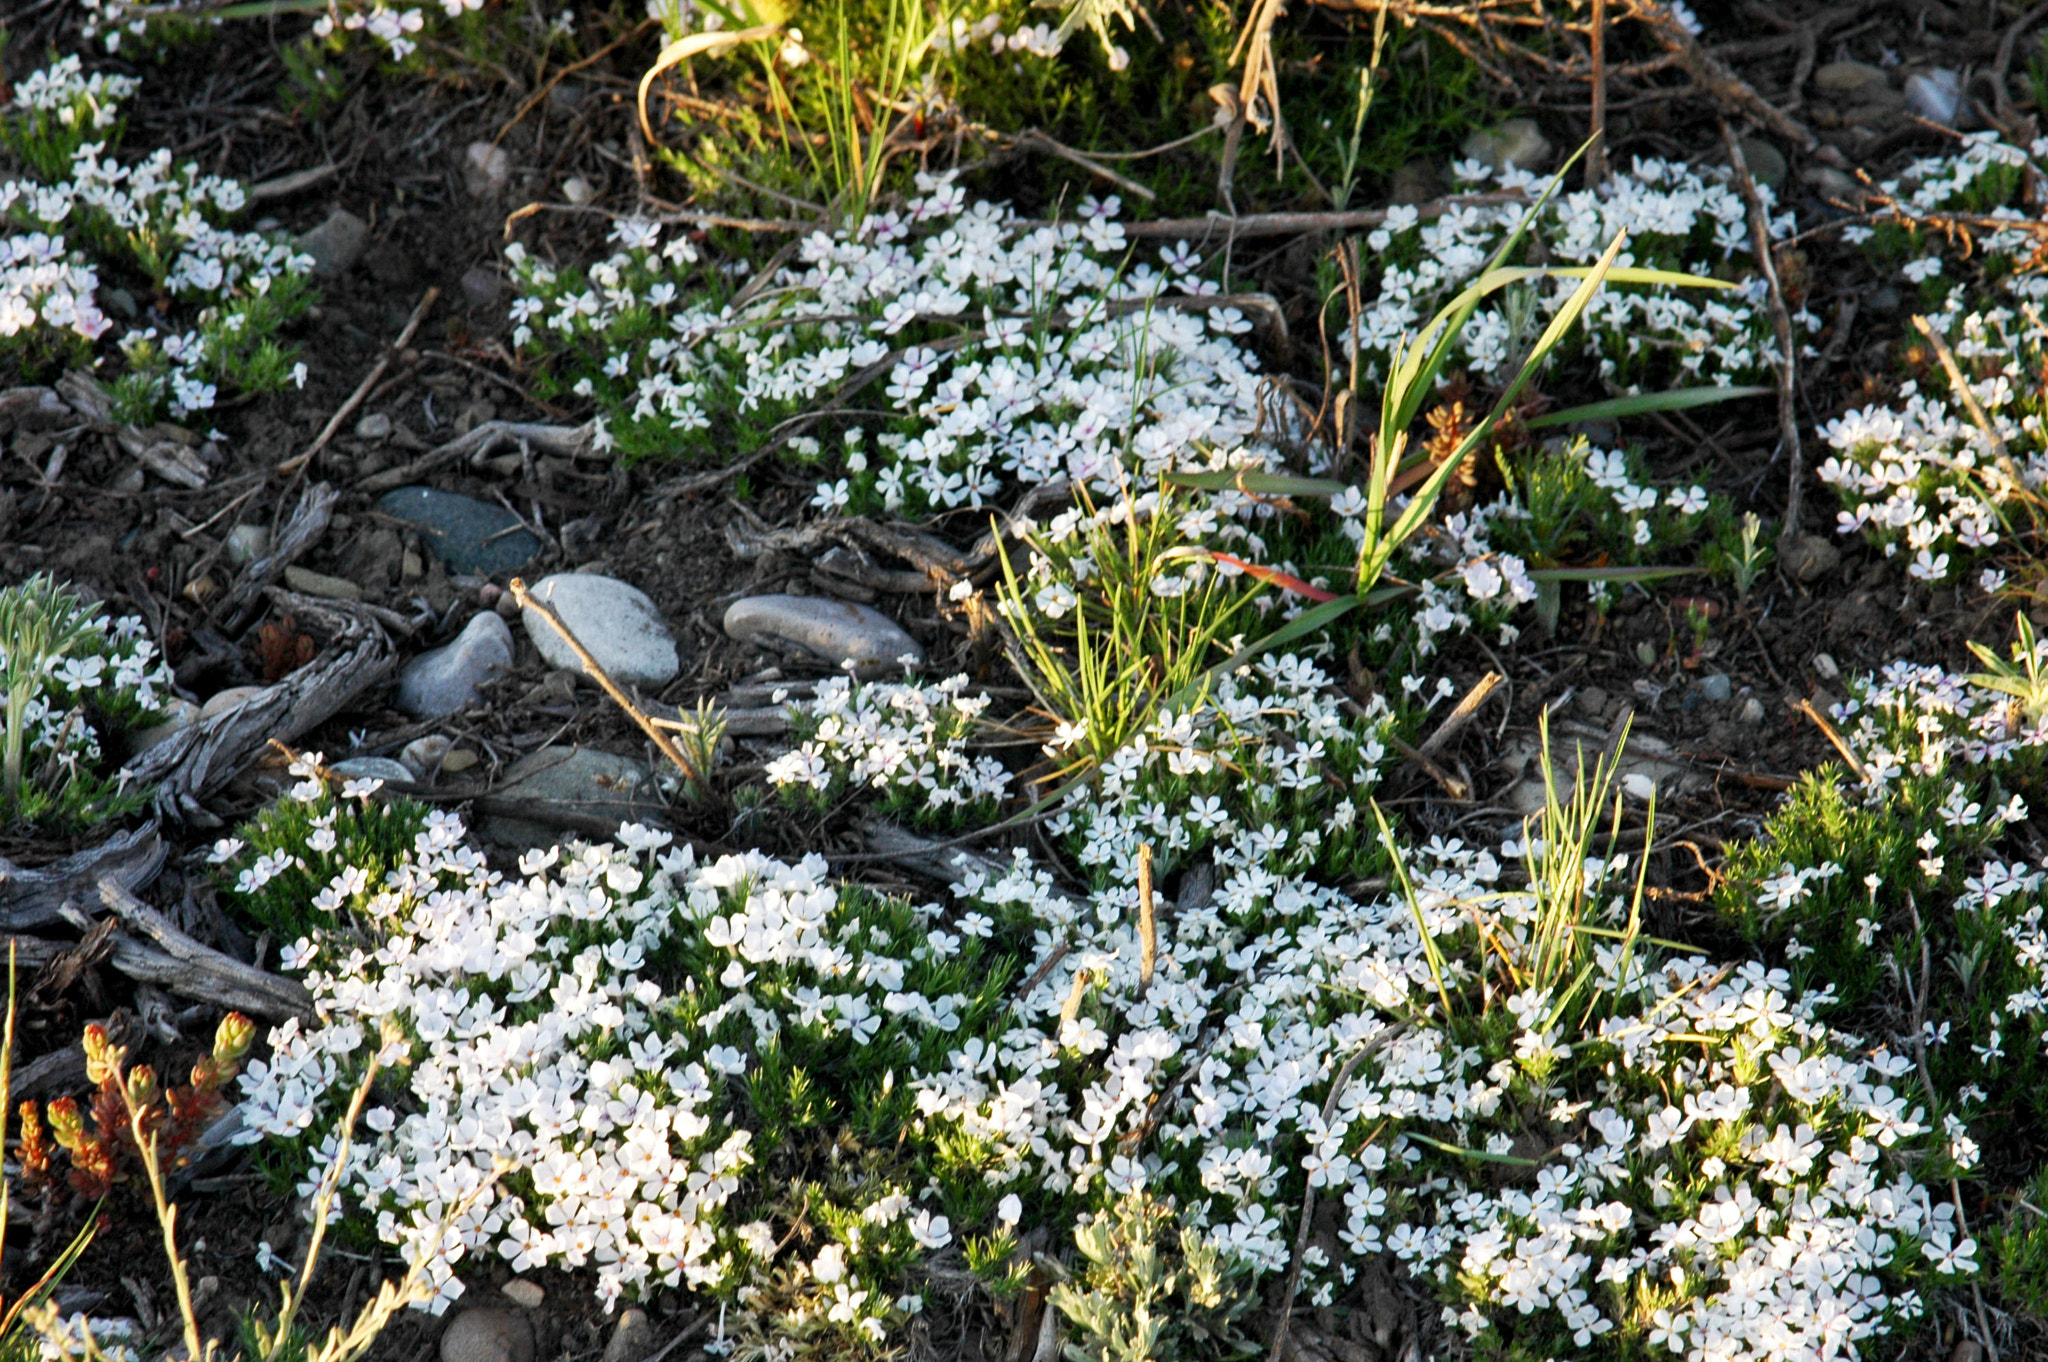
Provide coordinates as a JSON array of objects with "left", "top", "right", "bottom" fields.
[
  {"left": 280, "top": 288, "right": 440, "bottom": 475},
  {"left": 1793, "top": 697, "right": 1867, "bottom": 783}
]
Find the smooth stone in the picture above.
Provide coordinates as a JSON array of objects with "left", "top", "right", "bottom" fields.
[
  {"left": 1813, "top": 652, "right": 1841, "bottom": 681},
  {"left": 329, "top": 757, "right": 413, "bottom": 785},
  {"left": 723, "top": 594, "right": 924, "bottom": 678},
  {"left": 130, "top": 697, "right": 200, "bottom": 754},
  {"left": 1802, "top": 165, "right": 1862, "bottom": 203},
  {"left": 400, "top": 735, "right": 454, "bottom": 780},
  {"left": 396, "top": 613, "right": 515, "bottom": 718},
  {"left": 1904, "top": 68, "right": 1963, "bottom": 126},
  {"left": 440, "top": 1307, "right": 533, "bottom": 1362},
  {"left": 1813, "top": 60, "right": 1889, "bottom": 96},
  {"left": 377, "top": 486, "right": 543, "bottom": 576},
  {"left": 1739, "top": 696, "right": 1767, "bottom": 725},
  {"left": 562, "top": 176, "right": 594, "bottom": 205},
  {"left": 1779, "top": 531, "right": 1841, "bottom": 584},
  {"left": 283, "top": 566, "right": 363, "bottom": 601},
  {"left": 1696, "top": 672, "right": 1732, "bottom": 703},
  {"left": 224, "top": 524, "right": 270, "bottom": 567},
  {"left": 1460, "top": 117, "right": 1551, "bottom": 173},
  {"left": 522, "top": 574, "right": 678, "bottom": 689},
  {"left": 602, "top": 1310, "right": 655, "bottom": 1362},
  {"left": 460, "top": 267, "right": 503, "bottom": 310},
  {"left": 296, "top": 208, "right": 368, "bottom": 278},
  {"left": 354, "top": 412, "right": 393, "bottom": 441},
  {"left": 200, "top": 685, "right": 271, "bottom": 720},
  {"left": 1736, "top": 138, "right": 1787, "bottom": 191},
  {"left": 481, "top": 747, "right": 663, "bottom": 848},
  {"left": 462, "top": 141, "right": 513, "bottom": 199},
  {"left": 500, "top": 1279, "right": 544, "bottom": 1309}
]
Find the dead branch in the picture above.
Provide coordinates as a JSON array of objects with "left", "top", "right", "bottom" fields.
[
  {"left": 99, "top": 879, "right": 313, "bottom": 1020},
  {"left": 0, "top": 824, "right": 163, "bottom": 932}
]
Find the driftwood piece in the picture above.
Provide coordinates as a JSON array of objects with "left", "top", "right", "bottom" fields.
[
  {"left": 99, "top": 879, "right": 312, "bottom": 1020},
  {"left": 0, "top": 823, "right": 165, "bottom": 931},
  {"left": 217, "top": 481, "right": 339, "bottom": 623},
  {"left": 129, "top": 595, "right": 398, "bottom": 823}
]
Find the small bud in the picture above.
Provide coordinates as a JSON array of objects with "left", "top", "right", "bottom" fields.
[
  {"left": 46, "top": 1097, "right": 85, "bottom": 1151},
  {"left": 125, "top": 1064, "right": 159, "bottom": 1112},
  {"left": 215, "top": 1012, "right": 256, "bottom": 1067},
  {"left": 82, "top": 1024, "right": 121, "bottom": 1087}
]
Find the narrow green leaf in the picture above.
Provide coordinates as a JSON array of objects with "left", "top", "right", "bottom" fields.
[
  {"left": 1522, "top": 565, "right": 1694, "bottom": 583},
  {"left": 1406, "top": 1131, "right": 1540, "bottom": 1166},
  {"left": 1524, "top": 385, "right": 1771, "bottom": 430},
  {"left": 1161, "top": 471, "right": 1352, "bottom": 497}
]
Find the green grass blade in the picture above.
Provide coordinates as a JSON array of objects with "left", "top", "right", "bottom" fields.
[{"left": 1523, "top": 385, "right": 1771, "bottom": 430}]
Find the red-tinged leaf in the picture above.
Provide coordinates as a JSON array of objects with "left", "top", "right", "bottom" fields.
[{"left": 1206, "top": 552, "right": 1338, "bottom": 602}]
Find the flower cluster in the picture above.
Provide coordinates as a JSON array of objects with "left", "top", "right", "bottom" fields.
[
  {"left": 1843, "top": 131, "right": 2044, "bottom": 308},
  {"left": 224, "top": 768, "right": 1012, "bottom": 1332},
  {"left": 508, "top": 175, "right": 1292, "bottom": 517},
  {"left": 1, "top": 57, "right": 313, "bottom": 417},
  {"left": 765, "top": 673, "right": 1013, "bottom": 824},
  {"left": 1349, "top": 156, "right": 1790, "bottom": 390},
  {"left": 1816, "top": 305, "right": 2045, "bottom": 581}
]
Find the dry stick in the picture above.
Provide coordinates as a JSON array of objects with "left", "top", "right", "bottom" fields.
[
  {"left": 1587, "top": 0, "right": 1608, "bottom": 190},
  {"left": 1911, "top": 313, "right": 2031, "bottom": 492},
  {"left": 1136, "top": 843, "right": 1157, "bottom": 996},
  {"left": 1418, "top": 671, "right": 1505, "bottom": 759},
  {"left": 1994, "top": 0, "right": 2048, "bottom": 130},
  {"left": 1266, "top": 1027, "right": 1405, "bottom": 1362},
  {"left": 508, "top": 576, "right": 704, "bottom": 787},
  {"left": 493, "top": 18, "right": 655, "bottom": 149},
  {"left": 502, "top": 199, "right": 812, "bottom": 239},
  {"left": 279, "top": 287, "right": 440, "bottom": 474},
  {"left": 1057, "top": 967, "right": 1092, "bottom": 1038},
  {"left": 1014, "top": 130, "right": 1157, "bottom": 202},
  {"left": 1793, "top": 697, "right": 1868, "bottom": 783},
  {"left": 1721, "top": 123, "right": 1803, "bottom": 543},
  {"left": 1629, "top": 0, "right": 1817, "bottom": 150}
]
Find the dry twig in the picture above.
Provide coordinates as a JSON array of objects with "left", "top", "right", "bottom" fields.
[
  {"left": 280, "top": 287, "right": 439, "bottom": 475},
  {"left": 1721, "top": 123, "right": 1804, "bottom": 543}
]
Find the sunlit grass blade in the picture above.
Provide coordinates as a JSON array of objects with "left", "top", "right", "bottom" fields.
[{"left": 1523, "top": 384, "right": 1772, "bottom": 430}]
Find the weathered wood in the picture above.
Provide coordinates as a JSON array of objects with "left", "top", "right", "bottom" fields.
[
  {"left": 128, "top": 595, "right": 398, "bottom": 824},
  {"left": 217, "top": 481, "right": 339, "bottom": 622},
  {"left": 99, "top": 879, "right": 312, "bottom": 1020},
  {"left": 0, "top": 824, "right": 165, "bottom": 931}
]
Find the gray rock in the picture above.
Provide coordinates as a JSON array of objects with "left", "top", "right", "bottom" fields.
[
  {"left": 499, "top": 1279, "right": 544, "bottom": 1309},
  {"left": 296, "top": 208, "right": 368, "bottom": 278},
  {"left": 1736, "top": 138, "right": 1787, "bottom": 192},
  {"left": 400, "top": 735, "right": 454, "bottom": 780},
  {"left": 1904, "top": 68, "right": 1963, "bottom": 126},
  {"left": 1738, "top": 696, "right": 1767, "bottom": 725},
  {"left": 130, "top": 697, "right": 200, "bottom": 755},
  {"left": 603, "top": 1310, "right": 655, "bottom": 1362},
  {"left": 1779, "top": 531, "right": 1841, "bottom": 584},
  {"left": 396, "top": 613, "right": 515, "bottom": 718},
  {"left": 224, "top": 524, "right": 270, "bottom": 567},
  {"left": 377, "top": 486, "right": 543, "bottom": 576},
  {"left": 283, "top": 566, "right": 362, "bottom": 601},
  {"left": 522, "top": 574, "right": 678, "bottom": 689},
  {"left": 1387, "top": 159, "right": 1443, "bottom": 206},
  {"left": 329, "top": 757, "right": 414, "bottom": 785},
  {"left": 462, "top": 142, "right": 513, "bottom": 199},
  {"left": 481, "top": 747, "right": 664, "bottom": 848},
  {"left": 1460, "top": 118, "right": 1552, "bottom": 174},
  {"left": 354, "top": 412, "right": 393, "bottom": 441},
  {"left": 1813, "top": 61, "right": 1889, "bottom": 96},
  {"left": 1696, "top": 672, "right": 1732, "bottom": 703},
  {"left": 724, "top": 595, "right": 924, "bottom": 678},
  {"left": 440, "top": 1308, "right": 533, "bottom": 1362},
  {"left": 200, "top": 685, "right": 271, "bottom": 720},
  {"left": 1866, "top": 285, "right": 1902, "bottom": 313},
  {"left": 460, "top": 267, "right": 503, "bottom": 310},
  {"left": 1812, "top": 652, "right": 1841, "bottom": 681},
  {"left": 1802, "top": 165, "right": 1863, "bottom": 204}
]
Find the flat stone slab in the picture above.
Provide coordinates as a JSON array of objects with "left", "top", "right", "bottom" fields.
[
  {"left": 480, "top": 746, "right": 663, "bottom": 848},
  {"left": 723, "top": 594, "right": 923, "bottom": 678},
  {"left": 377, "top": 486, "right": 542, "bottom": 576},
  {"left": 521, "top": 573, "right": 678, "bottom": 689},
  {"left": 396, "top": 612, "right": 514, "bottom": 718}
]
